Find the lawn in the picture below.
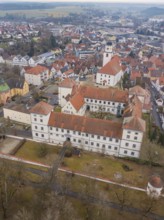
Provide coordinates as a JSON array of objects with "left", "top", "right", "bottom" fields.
[
  {"left": 15, "top": 140, "right": 60, "bottom": 165},
  {"left": 57, "top": 172, "right": 164, "bottom": 218},
  {"left": 63, "top": 151, "right": 164, "bottom": 188},
  {"left": 15, "top": 140, "right": 164, "bottom": 189}
]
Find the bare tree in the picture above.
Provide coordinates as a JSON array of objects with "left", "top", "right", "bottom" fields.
[{"left": 0, "top": 161, "right": 24, "bottom": 219}]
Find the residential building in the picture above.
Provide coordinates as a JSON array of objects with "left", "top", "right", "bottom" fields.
[
  {"left": 0, "top": 79, "right": 10, "bottom": 105},
  {"left": 6, "top": 78, "right": 29, "bottom": 97},
  {"left": 24, "top": 65, "right": 49, "bottom": 86},
  {"left": 3, "top": 103, "right": 31, "bottom": 125}
]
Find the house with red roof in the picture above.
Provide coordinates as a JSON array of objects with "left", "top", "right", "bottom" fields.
[{"left": 24, "top": 65, "right": 49, "bottom": 86}]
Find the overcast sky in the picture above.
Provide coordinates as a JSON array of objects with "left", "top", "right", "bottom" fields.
[{"left": 0, "top": 0, "right": 164, "bottom": 4}]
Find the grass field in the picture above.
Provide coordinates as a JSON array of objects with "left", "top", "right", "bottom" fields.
[
  {"left": 15, "top": 140, "right": 164, "bottom": 189},
  {"left": 16, "top": 140, "right": 60, "bottom": 165},
  {"left": 0, "top": 6, "right": 84, "bottom": 18}
]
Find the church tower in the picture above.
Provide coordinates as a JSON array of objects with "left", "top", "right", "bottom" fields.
[{"left": 103, "top": 42, "right": 113, "bottom": 66}]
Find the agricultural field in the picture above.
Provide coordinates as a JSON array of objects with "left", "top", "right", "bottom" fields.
[{"left": 0, "top": 6, "right": 84, "bottom": 18}]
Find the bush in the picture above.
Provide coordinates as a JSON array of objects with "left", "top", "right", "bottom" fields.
[
  {"left": 36, "top": 145, "right": 48, "bottom": 158},
  {"left": 64, "top": 148, "right": 72, "bottom": 157},
  {"left": 122, "top": 164, "right": 133, "bottom": 171}
]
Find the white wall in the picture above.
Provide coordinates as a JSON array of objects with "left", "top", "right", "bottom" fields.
[
  {"left": 96, "top": 70, "right": 123, "bottom": 87},
  {"left": 58, "top": 87, "right": 73, "bottom": 107},
  {"left": 62, "top": 101, "right": 86, "bottom": 116},
  {"left": 3, "top": 108, "right": 31, "bottom": 125}
]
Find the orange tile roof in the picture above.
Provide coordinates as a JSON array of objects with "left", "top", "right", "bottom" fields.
[
  {"left": 26, "top": 65, "right": 48, "bottom": 75},
  {"left": 129, "top": 85, "right": 149, "bottom": 97},
  {"left": 30, "top": 101, "right": 53, "bottom": 115},
  {"left": 59, "top": 78, "right": 76, "bottom": 88},
  {"left": 149, "top": 175, "right": 163, "bottom": 188},
  {"left": 69, "top": 93, "right": 85, "bottom": 111},
  {"left": 123, "top": 116, "right": 146, "bottom": 132},
  {"left": 123, "top": 95, "right": 142, "bottom": 118},
  {"left": 78, "top": 85, "right": 128, "bottom": 103},
  {"left": 48, "top": 112, "right": 123, "bottom": 138},
  {"left": 130, "top": 71, "right": 141, "bottom": 81},
  {"left": 99, "top": 56, "right": 122, "bottom": 75},
  {"left": 159, "top": 77, "right": 164, "bottom": 86}
]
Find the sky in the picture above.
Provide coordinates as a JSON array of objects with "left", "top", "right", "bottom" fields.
[{"left": 0, "top": 0, "right": 164, "bottom": 4}]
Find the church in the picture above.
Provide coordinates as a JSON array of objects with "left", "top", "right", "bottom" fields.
[{"left": 96, "top": 42, "right": 123, "bottom": 87}]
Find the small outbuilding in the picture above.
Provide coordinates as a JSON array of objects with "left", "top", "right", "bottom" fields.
[{"left": 147, "top": 174, "right": 163, "bottom": 198}]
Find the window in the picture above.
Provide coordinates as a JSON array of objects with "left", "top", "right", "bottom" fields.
[
  {"left": 50, "top": 127, "right": 52, "bottom": 130},
  {"left": 103, "top": 137, "right": 106, "bottom": 140},
  {"left": 78, "top": 132, "right": 81, "bottom": 136},
  {"left": 61, "top": 129, "right": 64, "bottom": 132},
  {"left": 114, "top": 147, "right": 118, "bottom": 150},
  {"left": 91, "top": 99, "right": 93, "bottom": 102},
  {"left": 85, "top": 141, "right": 88, "bottom": 144},
  {"left": 108, "top": 102, "right": 110, "bottom": 104},
  {"left": 86, "top": 133, "right": 88, "bottom": 137},
  {"left": 135, "top": 132, "right": 138, "bottom": 135},
  {"left": 56, "top": 128, "right": 58, "bottom": 131},
  {"left": 134, "top": 136, "right": 137, "bottom": 140},
  {"left": 125, "top": 143, "right": 129, "bottom": 146},
  {"left": 91, "top": 142, "right": 94, "bottom": 146},
  {"left": 115, "top": 139, "right": 119, "bottom": 143},
  {"left": 131, "top": 152, "right": 134, "bottom": 156},
  {"left": 108, "top": 146, "right": 111, "bottom": 149},
  {"left": 109, "top": 137, "right": 112, "bottom": 141},
  {"left": 97, "top": 143, "right": 99, "bottom": 147},
  {"left": 106, "top": 54, "right": 108, "bottom": 57},
  {"left": 126, "top": 135, "right": 130, "bottom": 139},
  {"left": 73, "top": 139, "right": 76, "bottom": 142},
  {"left": 104, "top": 101, "right": 106, "bottom": 104},
  {"left": 41, "top": 127, "right": 44, "bottom": 130},
  {"left": 35, "top": 126, "right": 37, "bottom": 129},
  {"left": 95, "top": 100, "right": 97, "bottom": 103},
  {"left": 133, "top": 144, "right": 136, "bottom": 148},
  {"left": 41, "top": 134, "right": 44, "bottom": 137},
  {"left": 97, "top": 136, "right": 100, "bottom": 139},
  {"left": 67, "top": 130, "right": 70, "bottom": 133},
  {"left": 40, "top": 119, "right": 43, "bottom": 122},
  {"left": 112, "top": 102, "right": 115, "bottom": 105},
  {"left": 124, "top": 150, "right": 127, "bottom": 154},
  {"left": 102, "top": 144, "right": 105, "bottom": 148},
  {"left": 78, "top": 140, "right": 81, "bottom": 143},
  {"left": 99, "top": 101, "right": 101, "bottom": 103},
  {"left": 50, "top": 133, "right": 53, "bottom": 135},
  {"left": 35, "top": 133, "right": 38, "bottom": 136},
  {"left": 73, "top": 131, "right": 76, "bottom": 134},
  {"left": 91, "top": 135, "right": 94, "bottom": 138},
  {"left": 34, "top": 118, "right": 37, "bottom": 121}
]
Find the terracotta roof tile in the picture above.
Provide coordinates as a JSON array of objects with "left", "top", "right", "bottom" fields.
[
  {"left": 26, "top": 65, "right": 48, "bottom": 75},
  {"left": 69, "top": 93, "right": 85, "bottom": 111},
  {"left": 99, "top": 56, "right": 122, "bottom": 75},
  {"left": 78, "top": 85, "right": 128, "bottom": 103},
  {"left": 149, "top": 175, "right": 163, "bottom": 188},
  {"left": 59, "top": 78, "right": 76, "bottom": 88},
  {"left": 123, "top": 116, "right": 146, "bottom": 132},
  {"left": 30, "top": 101, "right": 53, "bottom": 115},
  {"left": 48, "top": 112, "right": 122, "bottom": 138}
]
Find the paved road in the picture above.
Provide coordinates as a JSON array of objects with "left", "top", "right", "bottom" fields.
[{"left": 147, "top": 83, "right": 163, "bottom": 130}]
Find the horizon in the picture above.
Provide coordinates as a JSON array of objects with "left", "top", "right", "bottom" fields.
[{"left": 0, "top": 0, "right": 164, "bottom": 4}]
